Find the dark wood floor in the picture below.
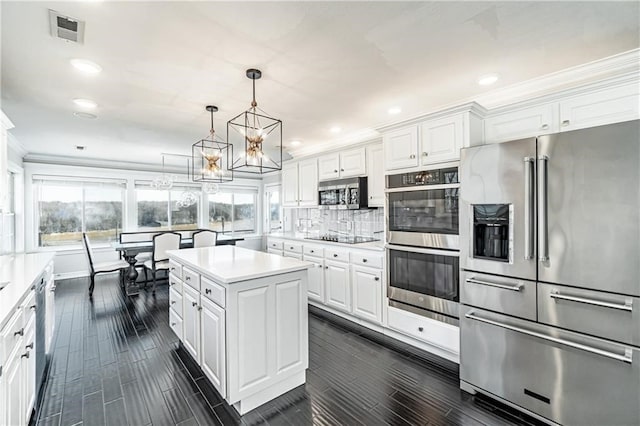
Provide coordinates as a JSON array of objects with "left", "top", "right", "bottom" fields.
[{"left": 34, "top": 275, "right": 542, "bottom": 426}]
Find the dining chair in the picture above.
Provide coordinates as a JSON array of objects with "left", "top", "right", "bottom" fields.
[
  {"left": 192, "top": 229, "right": 217, "bottom": 248},
  {"left": 82, "top": 233, "right": 129, "bottom": 298},
  {"left": 144, "top": 232, "right": 181, "bottom": 294}
]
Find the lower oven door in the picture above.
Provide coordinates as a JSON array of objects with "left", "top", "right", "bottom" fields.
[
  {"left": 460, "top": 305, "right": 640, "bottom": 426},
  {"left": 387, "top": 245, "right": 459, "bottom": 318}
]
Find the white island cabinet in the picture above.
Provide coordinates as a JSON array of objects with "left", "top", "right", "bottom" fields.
[{"left": 167, "top": 246, "right": 311, "bottom": 415}]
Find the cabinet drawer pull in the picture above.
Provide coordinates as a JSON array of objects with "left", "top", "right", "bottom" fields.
[
  {"left": 290, "top": 247, "right": 294, "bottom": 250},
  {"left": 540, "top": 124, "right": 549, "bottom": 130},
  {"left": 21, "top": 352, "right": 29, "bottom": 359},
  {"left": 171, "top": 322, "right": 177, "bottom": 327},
  {"left": 465, "top": 311, "right": 633, "bottom": 364},
  {"left": 362, "top": 259, "right": 367, "bottom": 263},
  {"left": 25, "top": 342, "right": 34, "bottom": 350},
  {"left": 30, "top": 305, "right": 36, "bottom": 310},
  {"left": 170, "top": 267, "right": 175, "bottom": 271},
  {"left": 14, "top": 328, "right": 24, "bottom": 337},
  {"left": 205, "top": 289, "right": 211, "bottom": 295},
  {"left": 171, "top": 301, "right": 176, "bottom": 305},
  {"left": 333, "top": 254, "right": 338, "bottom": 258},
  {"left": 374, "top": 277, "right": 380, "bottom": 281},
  {"left": 185, "top": 276, "right": 191, "bottom": 281},
  {"left": 561, "top": 119, "right": 570, "bottom": 126},
  {"left": 310, "top": 250, "right": 314, "bottom": 253},
  {"left": 422, "top": 152, "right": 428, "bottom": 157},
  {"left": 317, "top": 264, "right": 323, "bottom": 268},
  {"left": 333, "top": 169, "right": 338, "bottom": 173},
  {"left": 466, "top": 278, "right": 523, "bottom": 292},
  {"left": 418, "top": 327, "right": 424, "bottom": 332},
  {"left": 550, "top": 291, "right": 632, "bottom": 312},
  {"left": 340, "top": 168, "right": 344, "bottom": 172},
  {"left": 192, "top": 302, "right": 197, "bottom": 307},
  {"left": 409, "top": 154, "right": 416, "bottom": 159},
  {"left": 197, "top": 306, "right": 202, "bottom": 311},
  {"left": 325, "top": 266, "right": 329, "bottom": 269}
]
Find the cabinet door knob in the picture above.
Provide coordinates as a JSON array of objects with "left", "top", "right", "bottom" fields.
[
  {"left": 333, "top": 169, "right": 338, "bottom": 173},
  {"left": 205, "top": 289, "right": 211, "bottom": 295},
  {"left": 317, "top": 264, "right": 322, "bottom": 268},
  {"left": 418, "top": 327, "right": 424, "bottom": 332},
  {"left": 562, "top": 120, "right": 570, "bottom": 126},
  {"left": 325, "top": 266, "right": 329, "bottom": 269},
  {"left": 310, "top": 250, "right": 314, "bottom": 253},
  {"left": 192, "top": 302, "right": 197, "bottom": 307},
  {"left": 197, "top": 306, "right": 202, "bottom": 311},
  {"left": 422, "top": 152, "right": 428, "bottom": 157},
  {"left": 363, "top": 259, "right": 367, "bottom": 263},
  {"left": 540, "top": 124, "right": 549, "bottom": 130},
  {"left": 374, "top": 277, "right": 380, "bottom": 281},
  {"left": 340, "top": 169, "right": 344, "bottom": 172},
  {"left": 333, "top": 254, "right": 338, "bottom": 258},
  {"left": 370, "top": 196, "right": 373, "bottom": 199}
]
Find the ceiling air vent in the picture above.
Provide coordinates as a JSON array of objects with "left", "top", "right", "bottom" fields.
[{"left": 49, "top": 10, "right": 85, "bottom": 43}]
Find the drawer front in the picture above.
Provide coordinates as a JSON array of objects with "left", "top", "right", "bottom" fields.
[
  {"left": 350, "top": 252, "right": 383, "bottom": 269},
  {"left": 182, "top": 267, "right": 200, "bottom": 290},
  {"left": 169, "top": 259, "right": 182, "bottom": 277},
  {"left": 461, "top": 270, "right": 536, "bottom": 321},
  {"left": 538, "top": 282, "right": 639, "bottom": 346},
  {"left": 283, "top": 252, "right": 303, "bottom": 261},
  {"left": 267, "top": 239, "right": 284, "bottom": 251},
  {"left": 169, "top": 287, "right": 183, "bottom": 318},
  {"left": 324, "top": 248, "right": 349, "bottom": 263},
  {"left": 267, "top": 248, "right": 283, "bottom": 256},
  {"left": 169, "top": 273, "right": 183, "bottom": 294},
  {"left": 303, "top": 245, "right": 323, "bottom": 257},
  {"left": 461, "top": 306, "right": 640, "bottom": 426},
  {"left": 387, "top": 307, "right": 459, "bottom": 353},
  {"left": 1, "top": 309, "right": 24, "bottom": 364},
  {"left": 202, "top": 276, "right": 226, "bottom": 308},
  {"left": 283, "top": 242, "right": 303, "bottom": 254},
  {"left": 22, "top": 290, "right": 37, "bottom": 324},
  {"left": 169, "top": 308, "right": 183, "bottom": 340}
]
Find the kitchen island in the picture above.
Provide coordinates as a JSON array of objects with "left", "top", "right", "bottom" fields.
[{"left": 166, "top": 246, "right": 311, "bottom": 415}]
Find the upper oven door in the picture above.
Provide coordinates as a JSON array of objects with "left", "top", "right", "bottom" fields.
[{"left": 386, "top": 184, "right": 459, "bottom": 249}]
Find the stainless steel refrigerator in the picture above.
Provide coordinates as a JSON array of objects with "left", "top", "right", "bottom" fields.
[{"left": 459, "top": 120, "right": 640, "bottom": 425}]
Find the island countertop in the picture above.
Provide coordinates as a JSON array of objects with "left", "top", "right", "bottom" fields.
[{"left": 167, "top": 246, "right": 312, "bottom": 285}]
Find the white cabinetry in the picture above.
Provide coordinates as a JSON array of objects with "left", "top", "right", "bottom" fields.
[
  {"left": 366, "top": 143, "right": 384, "bottom": 207},
  {"left": 304, "top": 255, "right": 324, "bottom": 302},
  {"left": 200, "top": 297, "right": 226, "bottom": 396},
  {"left": 420, "top": 114, "right": 464, "bottom": 165},
  {"left": 44, "top": 263, "right": 55, "bottom": 354},
  {"left": 4, "top": 345, "right": 22, "bottom": 426},
  {"left": 324, "top": 260, "right": 351, "bottom": 313},
  {"left": 351, "top": 265, "right": 382, "bottom": 324},
  {"left": 318, "top": 147, "right": 366, "bottom": 181},
  {"left": 282, "top": 159, "right": 318, "bottom": 207},
  {"left": 383, "top": 126, "right": 419, "bottom": 171},
  {"left": 484, "top": 82, "right": 640, "bottom": 143},
  {"left": 182, "top": 284, "right": 201, "bottom": 363}
]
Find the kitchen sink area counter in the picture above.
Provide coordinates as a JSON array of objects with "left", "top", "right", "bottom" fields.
[
  {"left": 267, "top": 232, "right": 385, "bottom": 252},
  {"left": 166, "top": 246, "right": 311, "bottom": 415}
]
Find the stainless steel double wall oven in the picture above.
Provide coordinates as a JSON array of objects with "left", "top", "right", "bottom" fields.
[
  {"left": 459, "top": 121, "right": 640, "bottom": 426},
  {"left": 385, "top": 167, "right": 461, "bottom": 322}
]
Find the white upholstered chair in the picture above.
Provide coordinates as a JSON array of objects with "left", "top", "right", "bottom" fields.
[
  {"left": 82, "top": 233, "right": 129, "bottom": 297},
  {"left": 192, "top": 229, "right": 217, "bottom": 248},
  {"left": 144, "top": 232, "right": 181, "bottom": 293}
]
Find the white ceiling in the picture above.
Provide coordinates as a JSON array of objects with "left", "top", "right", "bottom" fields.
[{"left": 2, "top": 1, "right": 639, "bottom": 168}]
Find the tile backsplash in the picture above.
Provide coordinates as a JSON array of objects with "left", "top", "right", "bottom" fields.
[{"left": 284, "top": 208, "right": 384, "bottom": 240}]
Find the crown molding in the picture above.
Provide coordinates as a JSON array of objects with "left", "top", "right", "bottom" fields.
[
  {"left": 473, "top": 48, "right": 640, "bottom": 110},
  {"left": 23, "top": 153, "right": 264, "bottom": 180},
  {"left": 286, "top": 128, "right": 381, "bottom": 159},
  {"left": 375, "top": 102, "right": 488, "bottom": 133},
  {"left": 7, "top": 134, "right": 27, "bottom": 158},
  {"left": 1, "top": 110, "right": 15, "bottom": 131}
]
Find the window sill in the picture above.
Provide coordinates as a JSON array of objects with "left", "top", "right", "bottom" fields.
[{"left": 34, "top": 244, "right": 116, "bottom": 253}]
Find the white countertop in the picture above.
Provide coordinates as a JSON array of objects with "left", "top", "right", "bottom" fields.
[
  {"left": 0, "top": 252, "right": 54, "bottom": 329},
  {"left": 268, "top": 232, "right": 385, "bottom": 252},
  {"left": 167, "top": 246, "right": 312, "bottom": 285}
]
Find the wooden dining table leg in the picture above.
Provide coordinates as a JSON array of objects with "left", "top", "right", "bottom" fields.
[{"left": 123, "top": 252, "right": 140, "bottom": 296}]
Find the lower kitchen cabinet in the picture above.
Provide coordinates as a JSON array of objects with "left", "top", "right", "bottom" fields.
[
  {"left": 324, "top": 260, "right": 351, "bottom": 313},
  {"left": 351, "top": 265, "right": 382, "bottom": 324},
  {"left": 182, "top": 284, "right": 201, "bottom": 362},
  {"left": 200, "top": 297, "right": 226, "bottom": 396},
  {"left": 304, "top": 255, "right": 324, "bottom": 303},
  {"left": 5, "top": 346, "right": 22, "bottom": 426}
]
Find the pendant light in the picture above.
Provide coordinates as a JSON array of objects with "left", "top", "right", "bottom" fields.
[
  {"left": 192, "top": 105, "right": 233, "bottom": 183},
  {"left": 227, "top": 68, "right": 282, "bottom": 174},
  {"left": 150, "top": 155, "right": 175, "bottom": 190}
]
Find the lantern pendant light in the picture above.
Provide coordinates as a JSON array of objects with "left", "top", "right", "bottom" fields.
[
  {"left": 192, "top": 105, "right": 233, "bottom": 183},
  {"left": 227, "top": 69, "right": 282, "bottom": 174}
]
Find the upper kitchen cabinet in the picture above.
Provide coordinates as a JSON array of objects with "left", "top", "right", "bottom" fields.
[
  {"left": 366, "top": 143, "right": 384, "bottom": 207},
  {"left": 318, "top": 147, "right": 366, "bottom": 181},
  {"left": 382, "top": 126, "right": 418, "bottom": 171},
  {"left": 282, "top": 158, "right": 318, "bottom": 207},
  {"left": 484, "top": 81, "right": 640, "bottom": 143},
  {"left": 382, "top": 103, "right": 485, "bottom": 172}
]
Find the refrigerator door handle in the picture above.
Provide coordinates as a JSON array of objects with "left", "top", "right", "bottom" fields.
[
  {"left": 537, "top": 155, "right": 549, "bottom": 262},
  {"left": 524, "top": 157, "right": 535, "bottom": 260},
  {"left": 465, "top": 311, "right": 633, "bottom": 364}
]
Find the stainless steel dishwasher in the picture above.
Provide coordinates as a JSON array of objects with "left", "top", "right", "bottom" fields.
[{"left": 35, "top": 275, "right": 47, "bottom": 404}]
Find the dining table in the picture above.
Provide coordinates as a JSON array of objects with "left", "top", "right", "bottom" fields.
[{"left": 112, "top": 235, "right": 244, "bottom": 296}]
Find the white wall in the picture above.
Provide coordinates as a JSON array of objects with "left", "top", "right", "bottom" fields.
[{"left": 23, "top": 161, "right": 264, "bottom": 278}]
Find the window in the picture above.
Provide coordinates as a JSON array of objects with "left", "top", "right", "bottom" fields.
[
  {"left": 264, "top": 184, "right": 282, "bottom": 233},
  {"left": 208, "top": 189, "right": 257, "bottom": 235},
  {"left": 135, "top": 184, "right": 200, "bottom": 231},
  {"left": 34, "top": 177, "right": 125, "bottom": 247}
]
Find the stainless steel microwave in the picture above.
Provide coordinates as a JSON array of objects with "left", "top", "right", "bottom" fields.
[{"left": 318, "top": 177, "right": 368, "bottom": 210}]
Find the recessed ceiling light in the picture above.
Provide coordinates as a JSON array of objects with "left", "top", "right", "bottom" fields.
[
  {"left": 388, "top": 107, "right": 402, "bottom": 115},
  {"left": 73, "top": 98, "right": 97, "bottom": 109},
  {"left": 478, "top": 74, "right": 499, "bottom": 86},
  {"left": 73, "top": 111, "right": 97, "bottom": 119},
  {"left": 289, "top": 140, "right": 302, "bottom": 146},
  {"left": 70, "top": 59, "right": 102, "bottom": 74},
  {"left": 330, "top": 126, "right": 341, "bottom": 133}
]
